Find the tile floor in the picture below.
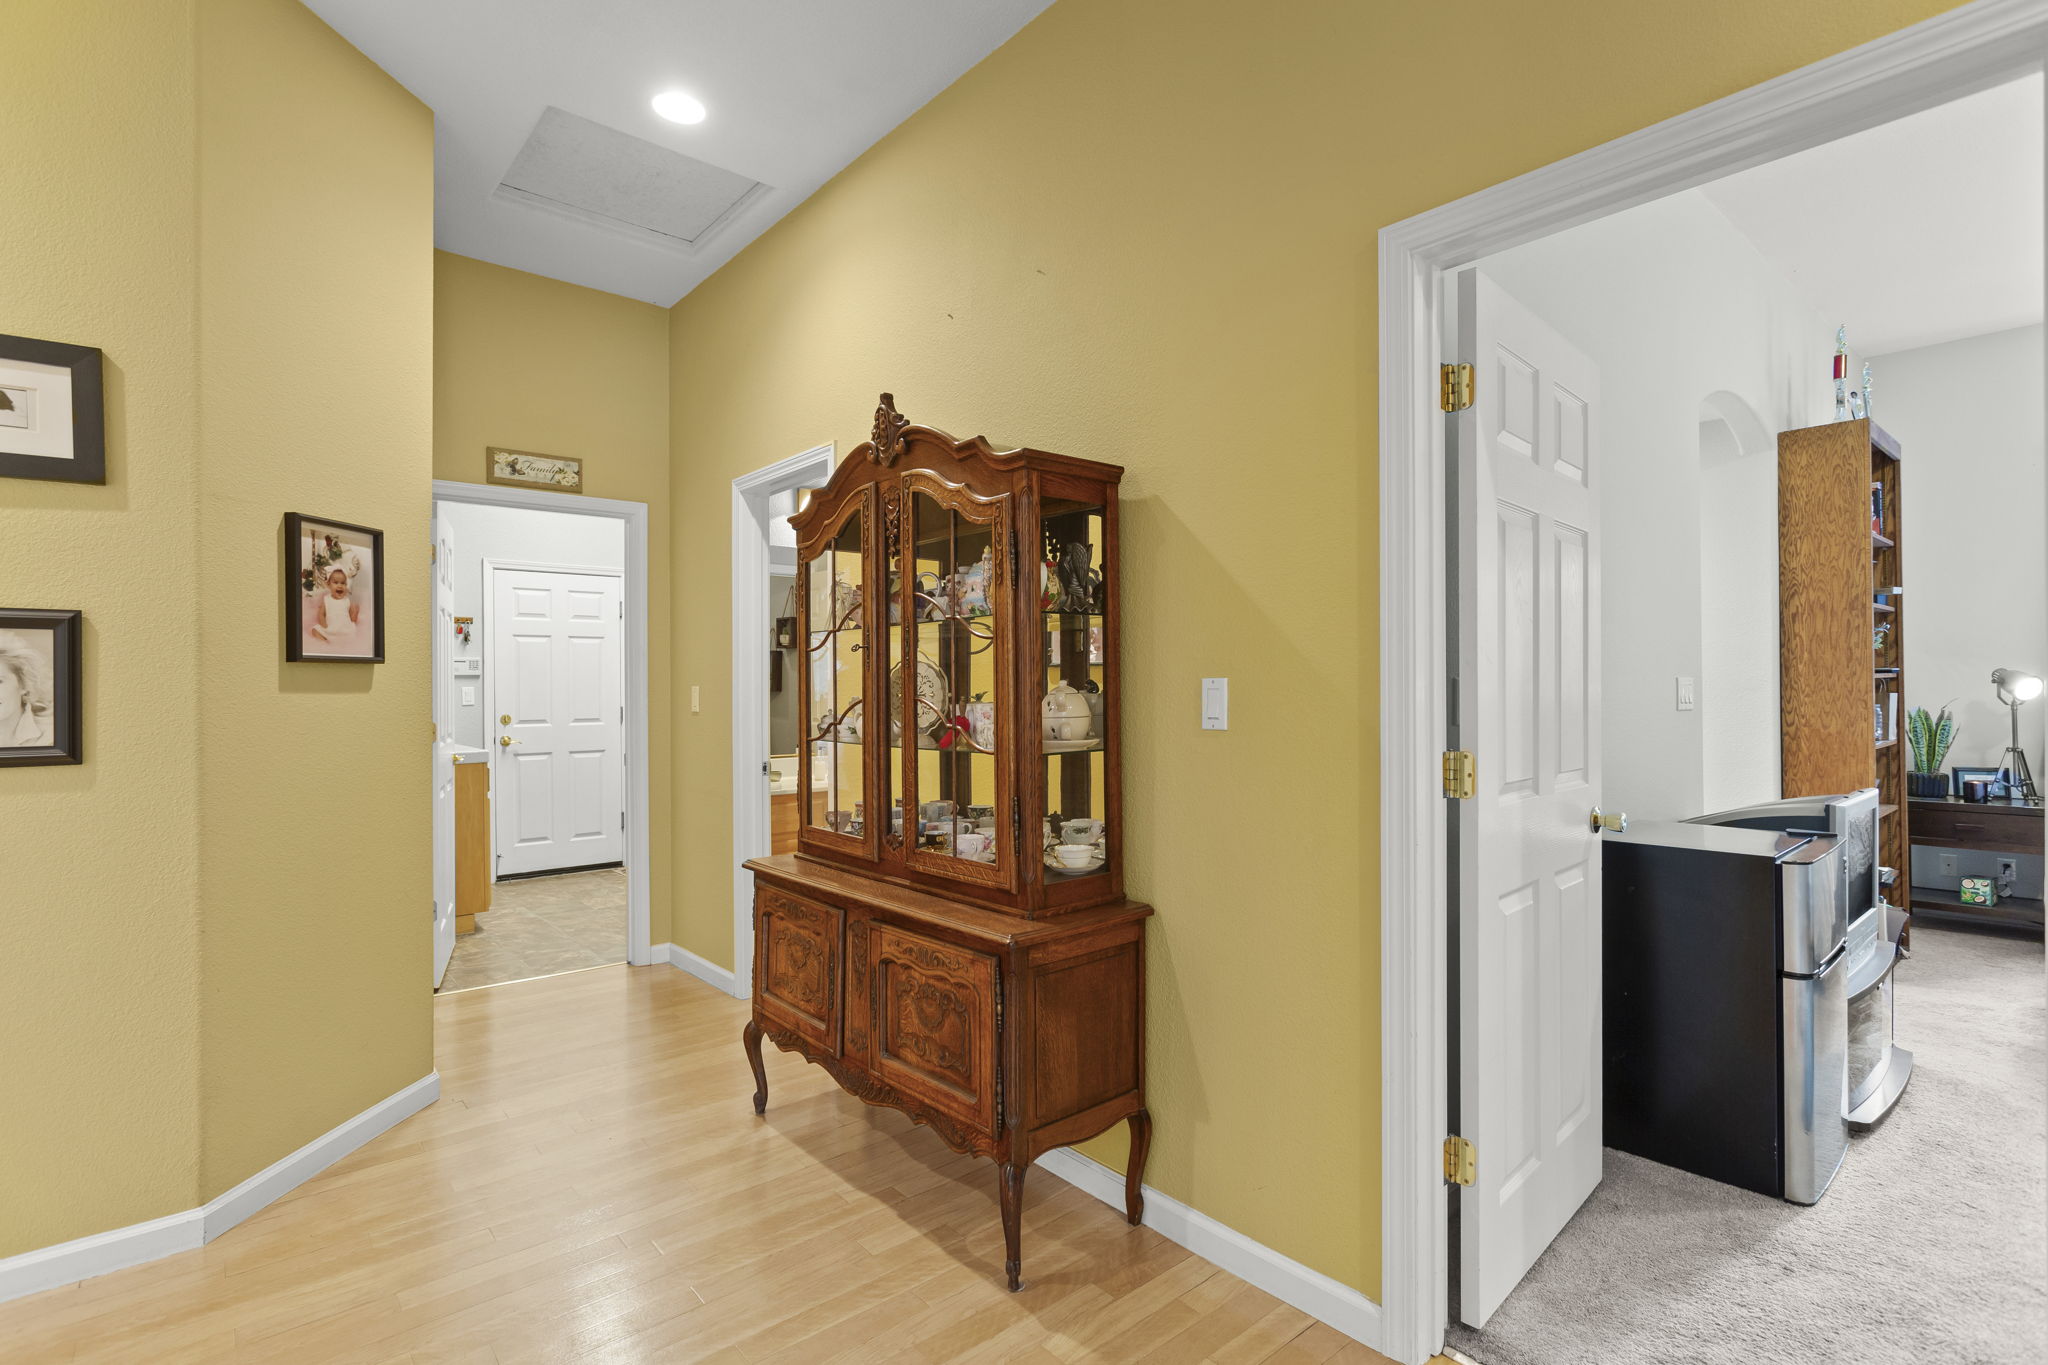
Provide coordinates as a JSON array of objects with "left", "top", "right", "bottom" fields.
[{"left": 438, "top": 865, "right": 626, "bottom": 993}]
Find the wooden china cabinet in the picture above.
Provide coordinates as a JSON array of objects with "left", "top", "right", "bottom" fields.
[{"left": 742, "top": 395, "right": 1152, "bottom": 1292}]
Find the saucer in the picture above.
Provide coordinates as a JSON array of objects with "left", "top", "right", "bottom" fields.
[
  {"left": 1043, "top": 851, "right": 1107, "bottom": 874},
  {"left": 1042, "top": 737, "right": 1103, "bottom": 754}
]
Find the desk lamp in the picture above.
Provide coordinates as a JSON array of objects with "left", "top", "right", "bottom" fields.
[{"left": 1992, "top": 668, "right": 2043, "bottom": 801}]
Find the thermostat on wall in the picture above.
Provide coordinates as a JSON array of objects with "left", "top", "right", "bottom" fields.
[{"left": 453, "top": 657, "right": 481, "bottom": 677}]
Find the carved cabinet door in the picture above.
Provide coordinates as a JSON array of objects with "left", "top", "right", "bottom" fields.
[
  {"left": 755, "top": 891, "right": 843, "bottom": 1055},
  {"left": 867, "top": 923, "right": 1000, "bottom": 1138}
]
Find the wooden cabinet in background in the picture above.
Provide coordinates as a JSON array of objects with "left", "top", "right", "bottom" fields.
[
  {"left": 743, "top": 395, "right": 1152, "bottom": 1293},
  {"left": 454, "top": 757, "right": 492, "bottom": 934},
  {"left": 769, "top": 791, "right": 800, "bottom": 854},
  {"left": 1779, "top": 418, "right": 1907, "bottom": 884}
]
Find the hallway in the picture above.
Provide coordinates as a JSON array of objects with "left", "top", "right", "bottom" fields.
[
  {"left": 440, "top": 866, "right": 627, "bottom": 994},
  {"left": 0, "top": 964, "right": 1398, "bottom": 1363}
]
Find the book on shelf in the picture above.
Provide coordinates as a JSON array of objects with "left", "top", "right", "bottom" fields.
[{"left": 1871, "top": 481, "right": 1885, "bottom": 536}]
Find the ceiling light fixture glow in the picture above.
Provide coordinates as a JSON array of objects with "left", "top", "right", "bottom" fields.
[{"left": 651, "top": 90, "right": 707, "bottom": 125}]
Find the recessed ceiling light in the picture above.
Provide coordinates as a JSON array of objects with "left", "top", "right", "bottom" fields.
[{"left": 652, "top": 91, "right": 707, "bottom": 125}]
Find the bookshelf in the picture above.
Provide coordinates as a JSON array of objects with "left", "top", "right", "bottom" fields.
[{"left": 1779, "top": 418, "right": 1908, "bottom": 884}]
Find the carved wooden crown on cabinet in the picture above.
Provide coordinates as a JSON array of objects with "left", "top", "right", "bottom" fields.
[{"left": 743, "top": 395, "right": 1152, "bottom": 1292}]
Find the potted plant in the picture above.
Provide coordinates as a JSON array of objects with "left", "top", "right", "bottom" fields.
[{"left": 1906, "top": 703, "right": 1957, "bottom": 797}]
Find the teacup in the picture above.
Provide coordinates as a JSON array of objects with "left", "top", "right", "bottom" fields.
[
  {"left": 955, "top": 832, "right": 990, "bottom": 858},
  {"left": 1061, "top": 819, "right": 1103, "bottom": 843},
  {"left": 1054, "top": 843, "right": 1097, "bottom": 869}
]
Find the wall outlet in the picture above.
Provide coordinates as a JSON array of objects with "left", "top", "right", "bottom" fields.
[
  {"left": 1998, "top": 857, "right": 2019, "bottom": 882},
  {"left": 1937, "top": 851, "right": 1959, "bottom": 878},
  {"left": 1675, "top": 676, "right": 1696, "bottom": 711}
]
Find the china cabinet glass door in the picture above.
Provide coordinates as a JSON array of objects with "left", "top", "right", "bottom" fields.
[
  {"left": 1040, "top": 499, "right": 1110, "bottom": 884},
  {"left": 899, "top": 474, "right": 1012, "bottom": 888},
  {"left": 800, "top": 498, "right": 869, "bottom": 849}
]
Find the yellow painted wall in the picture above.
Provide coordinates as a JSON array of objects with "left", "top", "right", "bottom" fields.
[
  {"left": 194, "top": 0, "right": 435, "bottom": 1199},
  {"left": 1, "top": 0, "right": 434, "bottom": 1255},
  {"left": 0, "top": 0, "right": 204, "bottom": 1259},
  {"left": 663, "top": 0, "right": 1963, "bottom": 1298},
  {"left": 431, "top": 252, "right": 674, "bottom": 942}
]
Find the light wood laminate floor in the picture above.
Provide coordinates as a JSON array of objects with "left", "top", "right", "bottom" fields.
[{"left": 1, "top": 963, "right": 1412, "bottom": 1364}]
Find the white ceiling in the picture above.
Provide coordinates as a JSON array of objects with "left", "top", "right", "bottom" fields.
[
  {"left": 1700, "top": 72, "right": 2044, "bottom": 357},
  {"left": 303, "top": 0, "right": 1054, "bottom": 306}
]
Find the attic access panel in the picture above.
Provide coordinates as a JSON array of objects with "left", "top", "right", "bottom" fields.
[{"left": 497, "top": 106, "right": 767, "bottom": 250}]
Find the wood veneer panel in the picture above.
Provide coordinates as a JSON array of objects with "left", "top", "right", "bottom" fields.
[{"left": 1779, "top": 420, "right": 1877, "bottom": 799}]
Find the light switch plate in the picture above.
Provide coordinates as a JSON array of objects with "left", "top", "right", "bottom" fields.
[
  {"left": 1676, "top": 676, "right": 1696, "bottom": 711},
  {"left": 461, "top": 685, "right": 476, "bottom": 707},
  {"left": 691, "top": 685, "right": 702, "bottom": 714},
  {"left": 1202, "top": 678, "right": 1228, "bottom": 730}
]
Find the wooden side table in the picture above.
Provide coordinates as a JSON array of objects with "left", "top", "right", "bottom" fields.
[{"left": 1906, "top": 795, "right": 2044, "bottom": 932}]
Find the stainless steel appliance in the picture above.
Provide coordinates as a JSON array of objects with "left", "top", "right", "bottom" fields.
[
  {"left": 1693, "top": 790, "right": 1912, "bottom": 1127},
  {"left": 1604, "top": 797, "right": 1863, "bottom": 1203}
]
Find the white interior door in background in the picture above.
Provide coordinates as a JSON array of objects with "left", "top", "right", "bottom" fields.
[
  {"left": 1451, "top": 268, "right": 1605, "bottom": 1327},
  {"left": 430, "top": 512, "right": 459, "bottom": 987},
  {"left": 489, "top": 565, "right": 625, "bottom": 877}
]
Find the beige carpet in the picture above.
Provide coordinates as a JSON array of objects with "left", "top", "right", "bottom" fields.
[
  {"left": 439, "top": 865, "right": 626, "bottom": 993},
  {"left": 1448, "top": 924, "right": 2047, "bottom": 1365}
]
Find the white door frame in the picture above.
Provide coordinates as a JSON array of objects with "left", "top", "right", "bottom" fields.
[
  {"left": 431, "top": 479, "right": 654, "bottom": 968},
  {"left": 730, "top": 443, "right": 837, "bottom": 1000},
  {"left": 1374, "top": 4, "right": 2046, "bottom": 1361},
  {"left": 482, "top": 559, "right": 627, "bottom": 878}
]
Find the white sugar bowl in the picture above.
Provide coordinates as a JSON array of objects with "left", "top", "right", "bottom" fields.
[{"left": 1042, "top": 681, "right": 1093, "bottom": 741}]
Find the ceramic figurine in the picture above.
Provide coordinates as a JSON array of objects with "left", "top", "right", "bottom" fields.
[
  {"left": 1055, "top": 541, "right": 1102, "bottom": 615},
  {"left": 1861, "top": 362, "right": 1874, "bottom": 419},
  {"left": 1042, "top": 680, "right": 1093, "bottom": 741}
]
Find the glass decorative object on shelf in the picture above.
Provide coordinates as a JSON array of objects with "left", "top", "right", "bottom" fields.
[
  {"left": 1861, "top": 361, "right": 1874, "bottom": 419},
  {"left": 1833, "top": 324, "right": 1850, "bottom": 421}
]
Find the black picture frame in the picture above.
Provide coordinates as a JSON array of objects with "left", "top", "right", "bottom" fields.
[
  {"left": 0, "top": 332, "right": 106, "bottom": 485},
  {"left": 0, "top": 608, "right": 83, "bottom": 767},
  {"left": 285, "top": 513, "right": 386, "bottom": 663},
  {"left": 775, "top": 615, "right": 798, "bottom": 649}
]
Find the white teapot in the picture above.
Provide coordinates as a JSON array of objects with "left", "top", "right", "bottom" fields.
[{"left": 1042, "top": 681, "right": 1094, "bottom": 742}]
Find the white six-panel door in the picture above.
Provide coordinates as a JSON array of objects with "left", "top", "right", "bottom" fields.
[
  {"left": 490, "top": 566, "right": 625, "bottom": 877},
  {"left": 1453, "top": 269, "right": 1605, "bottom": 1328}
]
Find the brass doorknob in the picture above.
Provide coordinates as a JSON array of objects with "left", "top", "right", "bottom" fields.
[
  {"left": 1589, "top": 807, "right": 1627, "bottom": 833},
  {"left": 500, "top": 735, "right": 520, "bottom": 747},
  {"left": 500, "top": 714, "right": 511, "bottom": 725}
]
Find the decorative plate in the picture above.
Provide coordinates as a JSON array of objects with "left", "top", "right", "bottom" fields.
[
  {"left": 1042, "top": 737, "right": 1102, "bottom": 754},
  {"left": 890, "top": 654, "right": 950, "bottom": 735}
]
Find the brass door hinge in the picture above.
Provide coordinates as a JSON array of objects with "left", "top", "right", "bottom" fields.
[
  {"left": 430, "top": 542, "right": 438, "bottom": 563},
  {"left": 1440, "top": 362, "right": 1474, "bottom": 412},
  {"left": 1444, "top": 1134, "right": 1476, "bottom": 1186},
  {"left": 1442, "top": 750, "right": 1476, "bottom": 799}
]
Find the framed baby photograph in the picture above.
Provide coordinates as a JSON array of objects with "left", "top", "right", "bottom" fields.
[
  {"left": 0, "top": 332, "right": 106, "bottom": 485},
  {"left": 0, "top": 609, "right": 83, "bottom": 766},
  {"left": 285, "top": 513, "right": 385, "bottom": 663}
]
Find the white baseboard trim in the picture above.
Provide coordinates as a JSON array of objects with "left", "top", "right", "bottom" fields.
[
  {"left": 1035, "top": 1147, "right": 1383, "bottom": 1354},
  {"left": 657, "top": 942, "right": 743, "bottom": 998},
  {"left": 0, "top": 1071, "right": 439, "bottom": 1307}
]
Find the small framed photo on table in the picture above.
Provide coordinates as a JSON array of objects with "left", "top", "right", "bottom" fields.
[
  {"left": 0, "top": 609, "right": 83, "bottom": 766},
  {"left": 286, "top": 513, "right": 385, "bottom": 662},
  {"left": 0, "top": 333, "right": 106, "bottom": 485}
]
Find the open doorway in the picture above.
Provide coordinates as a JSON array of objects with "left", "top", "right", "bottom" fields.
[
  {"left": 727, "top": 444, "right": 837, "bottom": 998},
  {"left": 429, "top": 479, "right": 653, "bottom": 993},
  {"left": 1376, "top": 9, "right": 2047, "bottom": 1365}
]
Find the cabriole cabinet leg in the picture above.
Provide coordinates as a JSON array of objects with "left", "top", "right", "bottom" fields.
[
  {"left": 1124, "top": 1109, "right": 1152, "bottom": 1226},
  {"left": 999, "top": 1162, "right": 1027, "bottom": 1291},
  {"left": 742, "top": 1019, "right": 767, "bottom": 1115}
]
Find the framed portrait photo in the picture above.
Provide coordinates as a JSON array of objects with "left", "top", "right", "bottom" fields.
[
  {"left": 0, "top": 333, "right": 106, "bottom": 485},
  {"left": 486, "top": 446, "right": 583, "bottom": 493},
  {"left": 286, "top": 513, "right": 385, "bottom": 662},
  {"left": 0, "top": 609, "right": 83, "bottom": 766}
]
